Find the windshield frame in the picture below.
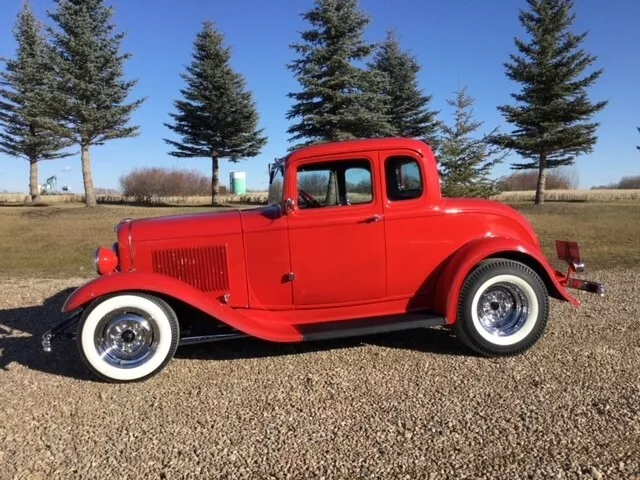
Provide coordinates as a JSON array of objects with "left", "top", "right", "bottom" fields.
[{"left": 267, "top": 156, "right": 286, "bottom": 207}]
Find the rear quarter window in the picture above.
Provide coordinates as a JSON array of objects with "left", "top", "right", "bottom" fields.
[{"left": 385, "top": 156, "right": 423, "bottom": 201}]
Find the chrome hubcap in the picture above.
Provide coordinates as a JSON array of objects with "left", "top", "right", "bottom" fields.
[
  {"left": 95, "top": 310, "right": 158, "bottom": 368},
  {"left": 477, "top": 283, "right": 529, "bottom": 337}
]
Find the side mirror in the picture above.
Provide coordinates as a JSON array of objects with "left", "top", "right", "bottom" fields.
[{"left": 284, "top": 198, "right": 295, "bottom": 215}]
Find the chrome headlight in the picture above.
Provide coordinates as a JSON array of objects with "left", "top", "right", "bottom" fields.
[{"left": 94, "top": 248, "right": 101, "bottom": 274}]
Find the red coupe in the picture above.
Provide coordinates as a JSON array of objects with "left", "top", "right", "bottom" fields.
[{"left": 42, "top": 138, "right": 605, "bottom": 382}]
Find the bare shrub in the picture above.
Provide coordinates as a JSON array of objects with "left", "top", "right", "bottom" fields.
[
  {"left": 94, "top": 187, "right": 120, "bottom": 195},
  {"left": 119, "top": 167, "right": 210, "bottom": 203},
  {"left": 500, "top": 168, "right": 579, "bottom": 191},
  {"left": 618, "top": 175, "right": 640, "bottom": 189}
]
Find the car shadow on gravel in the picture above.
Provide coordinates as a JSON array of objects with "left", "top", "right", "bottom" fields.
[
  {"left": 176, "top": 327, "right": 468, "bottom": 362},
  {"left": 0, "top": 288, "right": 468, "bottom": 382},
  {"left": 0, "top": 287, "right": 95, "bottom": 381}
]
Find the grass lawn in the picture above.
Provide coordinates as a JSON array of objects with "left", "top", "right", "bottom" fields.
[
  {"left": 0, "top": 201, "right": 638, "bottom": 276},
  {"left": 0, "top": 203, "right": 243, "bottom": 277},
  {"left": 515, "top": 202, "right": 640, "bottom": 270}
]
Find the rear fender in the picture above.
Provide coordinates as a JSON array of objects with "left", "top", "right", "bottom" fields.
[
  {"left": 62, "top": 273, "right": 301, "bottom": 342},
  {"left": 433, "top": 237, "right": 579, "bottom": 325}
]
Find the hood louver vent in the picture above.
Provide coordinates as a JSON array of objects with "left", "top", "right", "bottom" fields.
[{"left": 152, "top": 245, "right": 229, "bottom": 292}]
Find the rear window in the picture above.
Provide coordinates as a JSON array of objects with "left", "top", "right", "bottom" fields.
[{"left": 385, "top": 156, "right": 423, "bottom": 201}]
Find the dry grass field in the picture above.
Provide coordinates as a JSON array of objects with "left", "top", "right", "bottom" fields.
[
  {"left": 493, "top": 189, "right": 640, "bottom": 202},
  {"left": 0, "top": 192, "right": 269, "bottom": 205},
  {"left": 0, "top": 203, "right": 257, "bottom": 276},
  {"left": 2, "top": 188, "right": 639, "bottom": 206},
  {"left": 0, "top": 200, "right": 638, "bottom": 276},
  {"left": 513, "top": 202, "right": 640, "bottom": 270}
]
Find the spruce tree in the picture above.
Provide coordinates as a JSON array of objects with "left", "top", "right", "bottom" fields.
[
  {"left": 286, "top": 0, "right": 392, "bottom": 148},
  {"left": 164, "top": 22, "right": 267, "bottom": 205},
  {"left": 370, "top": 30, "right": 440, "bottom": 143},
  {"left": 491, "top": 0, "right": 607, "bottom": 204},
  {"left": 47, "top": 0, "right": 144, "bottom": 207},
  {"left": 0, "top": 3, "right": 72, "bottom": 202},
  {"left": 437, "top": 85, "right": 504, "bottom": 198}
]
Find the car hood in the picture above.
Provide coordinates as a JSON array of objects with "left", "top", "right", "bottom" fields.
[{"left": 129, "top": 210, "right": 243, "bottom": 242}]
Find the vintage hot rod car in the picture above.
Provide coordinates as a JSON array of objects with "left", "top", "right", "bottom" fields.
[{"left": 43, "top": 138, "right": 605, "bottom": 382}]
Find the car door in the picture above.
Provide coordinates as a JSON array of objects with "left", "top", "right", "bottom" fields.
[
  {"left": 380, "top": 150, "right": 445, "bottom": 307},
  {"left": 287, "top": 152, "right": 386, "bottom": 307}
]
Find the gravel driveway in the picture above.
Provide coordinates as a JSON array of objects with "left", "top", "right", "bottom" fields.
[{"left": 1, "top": 269, "right": 639, "bottom": 479}]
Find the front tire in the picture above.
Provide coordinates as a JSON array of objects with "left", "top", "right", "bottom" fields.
[
  {"left": 77, "top": 293, "right": 179, "bottom": 383},
  {"left": 454, "top": 259, "right": 549, "bottom": 356}
]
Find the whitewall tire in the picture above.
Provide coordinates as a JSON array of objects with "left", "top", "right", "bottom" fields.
[
  {"left": 454, "top": 259, "right": 549, "bottom": 356},
  {"left": 77, "top": 293, "right": 179, "bottom": 382}
]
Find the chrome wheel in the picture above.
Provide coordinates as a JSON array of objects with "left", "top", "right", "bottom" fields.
[
  {"left": 79, "top": 293, "right": 179, "bottom": 382},
  {"left": 94, "top": 309, "right": 159, "bottom": 368},
  {"left": 456, "top": 261, "right": 548, "bottom": 356},
  {"left": 476, "top": 283, "right": 529, "bottom": 337}
]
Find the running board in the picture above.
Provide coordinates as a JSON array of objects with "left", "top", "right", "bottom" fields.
[
  {"left": 297, "top": 312, "right": 446, "bottom": 342},
  {"left": 179, "top": 333, "right": 248, "bottom": 346}
]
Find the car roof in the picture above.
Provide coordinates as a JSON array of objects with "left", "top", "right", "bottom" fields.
[{"left": 287, "top": 137, "right": 431, "bottom": 161}]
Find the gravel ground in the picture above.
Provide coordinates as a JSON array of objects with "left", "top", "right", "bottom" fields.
[{"left": 1, "top": 269, "right": 639, "bottom": 480}]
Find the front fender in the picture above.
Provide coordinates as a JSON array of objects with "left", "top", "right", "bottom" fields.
[
  {"left": 62, "top": 273, "right": 301, "bottom": 343},
  {"left": 433, "top": 236, "right": 579, "bottom": 325}
]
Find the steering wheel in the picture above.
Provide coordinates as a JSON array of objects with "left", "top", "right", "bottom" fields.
[{"left": 298, "top": 188, "right": 321, "bottom": 208}]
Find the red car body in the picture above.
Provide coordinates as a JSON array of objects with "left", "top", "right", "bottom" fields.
[{"left": 44, "top": 138, "right": 605, "bottom": 382}]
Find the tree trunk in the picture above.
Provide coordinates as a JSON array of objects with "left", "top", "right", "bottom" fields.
[
  {"left": 81, "top": 142, "right": 97, "bottom": 207},
  {"left": 534, "top": 153, "right": 547, "bottom": 205},
  {"left": 29, "top": 157, "right": 41, "bottom": 203},
  {"left": 211, "top": 156, "right": 219, "bottom": 206}
]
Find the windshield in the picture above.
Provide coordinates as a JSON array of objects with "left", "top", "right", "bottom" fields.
[{"left": 267, "top": 158, "right": 285, "bottom": 205}]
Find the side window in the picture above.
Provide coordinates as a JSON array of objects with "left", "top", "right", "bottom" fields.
[
  {"left": 298, "top": 169, "right": 336, "bottom": 207},
  {"left": 385, "top": 156, "right": 423, "bottom": 201},
  {"left": 297, "top": 159, "right": 373, "bottom": 209}
]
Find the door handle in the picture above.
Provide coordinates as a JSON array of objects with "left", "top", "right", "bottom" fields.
[{"left": 364, "top": 214, "right": 383, "bottom": 223}]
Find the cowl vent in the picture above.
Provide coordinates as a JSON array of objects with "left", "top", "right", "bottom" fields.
[{"left": 152, "top": 245, "right": 229, "bottom": 292}]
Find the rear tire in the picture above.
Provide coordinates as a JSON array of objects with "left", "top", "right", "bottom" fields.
[
  {"left": 453, "top": 259, "right": 549, "bottom": 357},
  {"left": 77, "top": 293, "right": 179, "bottom": 383}
]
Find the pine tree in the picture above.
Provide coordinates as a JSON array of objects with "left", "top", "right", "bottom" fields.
[
  {"left": 47, "top": 0, "right": 144, "bottom": 207},
  {"left": 437, "top": 85, "right": 504, "bottom": 198},
  {"left": 490, "top": 0, "right": 607, "bottom": 204},
  {"left": 370, "top": 30, "right": 440, "bottom": 143},
  {"left": 286, "top": 0, "right": 392, "bottom": 148},
  {"left": 0, "top": 2, "right": 72, "bottom": 202},
  {"left": 164, "top": 22, "right": 267, "bottom": 205}
]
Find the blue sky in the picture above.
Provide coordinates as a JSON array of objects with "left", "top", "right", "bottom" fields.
[{"left": 1, "top": 0, "right": 638, "bottom": 192}]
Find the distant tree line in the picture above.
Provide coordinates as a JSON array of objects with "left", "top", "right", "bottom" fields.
[
  {"left": 0, "top": 0, "right": 620, "bottom": 207},
  {"left": 591, "top": 175, "right": 640, "bottom": 190}
]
